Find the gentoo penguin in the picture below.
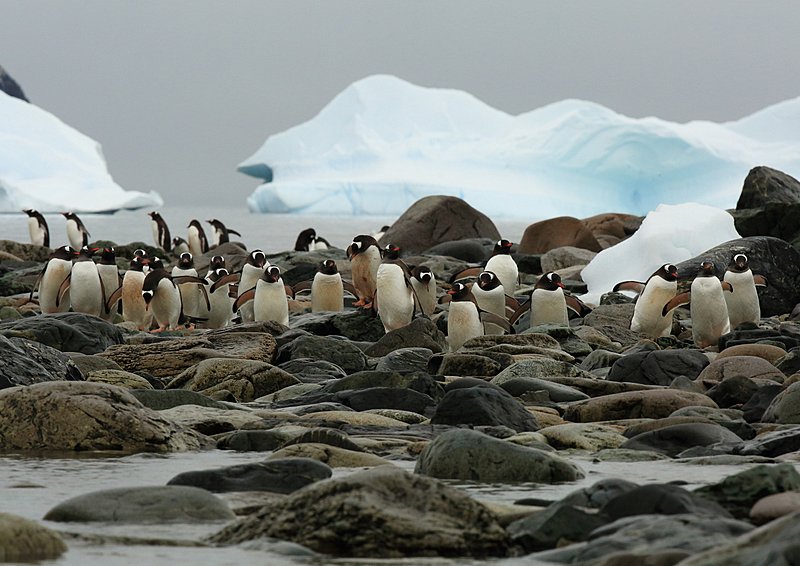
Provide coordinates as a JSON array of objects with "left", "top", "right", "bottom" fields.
[
  {"left": 445, "top": 282, "right": 512, "bottom": 352},
  {"left": 141, "top": 259, "right": 208, "bottom": 332},
  {"left": 294, "top": 228, "right": 330, "bottom": 251},
  {"left": 106, "top": 256, "right": 152, "bottom": 331},
  {"left": 171, "top": 252, "right": 201, "bottom": 319},
  {"left": 663, "top": 260, "right": 733, "bottom": 349},
  {"left": 34, "top": 245, "right": 74, "bottom": 314},
  {"left": 511, "top": 272, "right": 590, "bottom": 328},
  {"left": 148, "top": 211, "right": 172, "bottom": 252},
  {"left": 308, "top": 259, "right": 346, "bottom": 312},
  {"left": 172, "top": 237, "right": 190, "bottom": 256},
  {"left": 346, "top": 235, "right": 382, "bottom": 309},
  {"left": 96, "top": 247, "right": 121, "bottom": 321},
  {"left": 207, "top": 219, "right": 241, "bottom": 247},
  {"left": 62, "top": 212, "right": 90, "bottom": 250},
  {"left": 375, "top": 244, "right": 415, "bottom": 333},
  {"left": 23, "top": 209, "right": 49, "bottom": 247},
  {"left": 614, "top": 263, "right": 679, "bottom": 338},
  {"left": 471, "top": 271, "right": 508, "bottom": 335},
  {"left": 205, "top": 255, "right": 226, "bottom": 280},
  {"left": 410, "top": 265, "right": 437, "bottom": 316},
  {"left": 484, "top": 239, "right": 519, "bottom": 295},
  {"left": 238, "top": 249, "right": 268, "bottom": 322},
  {"left": 187, "top": 219, "right": 209, "bottom": 257},
  {"left": 66, "top": 246, "right": 104, "bottom": 317},
  {"left": 233, "top": 265, "right": 290, "bottom": 326},
  {"left": 200, "top": 268, "right": 235, "bottom": 329},
  {"left": 724, "top": 253, "right": 767, "bottom": 329}
]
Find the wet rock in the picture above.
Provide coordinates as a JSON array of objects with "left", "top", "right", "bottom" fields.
[
  {"left": 602, "top": 483, "right": 733, "bottom": 519},
  {"left": 621, "top": 423, "right": 743, "bottom": 458},
  {"left": 277, "top": 335, "right": 368, "bottom": 374},
  {"left": 209, "top": 465, "right": 509, "bottom": 557},
  {"left": 374, "top": 347, "right": 433, "bottom": 374},
  {"left": 0, "top": 335, "right": 83, "bottom": 390},
  {"left": 216, "top": 429, "right": 292, "bottom": 451},
  {"left": 0, "top": 313, "right": 124, "bottom": 354},
  {"left": 508, "top": 501, "right": 607, "bottom": 552},
  {"left": 608, "top": 349, "right": 709, "bottom": 387},
  {"left": 519, "top": 216, "right": 602, "bottom": 254},
  {"left": 416, "top": 428, "right": 583, "bottom": 483},
  {"left": 695, "top": 463, "right": 800, "bottom": 519},
  {"left": 365, "top": 317, "right": 448, "bottom": 357},
  {"left": 735, "top": 427, "right": 800, "bottom": 458},
  {"left": 430, "top": 386, "right": 539, "bottom": 432},
  {"left": 563, "top": 389, "right": 718, "bottom": 422},
  {"left": 167, "top": 458, "right": 332, "bottom": 494},
  {"left": 334, "top": 387, "right": 435, "bottom": 414},
  {"left": 377, "top": 195, "right": 501, "bottom": 254},
  {"left": 0, "top": 381, "right": 205, "bottom": 452},
  {"left": 44, "top": 486, "right": 234, "bottom": 523},
  {"left": 0, "top": 512, "right": 66, "bottom": 562},
  {"left": 167, "top": 358, "right": 300, "bottom": 402},
  {"left": 289, "top": 310, "right": 385, "bottom": 342},
  {"left": 268, "top": 443, "right": 390, "bottom": 468},
  {"left": 560, "top": 478, "right": 640, "bottom": 508}
]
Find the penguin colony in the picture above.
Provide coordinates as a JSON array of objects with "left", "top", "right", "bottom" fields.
[{"left": 21, "top": 211, "right": 768, "bottom": 351}]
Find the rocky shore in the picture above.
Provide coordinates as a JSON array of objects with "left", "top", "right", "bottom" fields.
[{"left": 1, "top": 167, "right": 800, "bottom": 564}]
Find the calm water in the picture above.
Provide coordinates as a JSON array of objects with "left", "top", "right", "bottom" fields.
[{"left": 1, "top": 206, "right": 532, "bottom": 253}]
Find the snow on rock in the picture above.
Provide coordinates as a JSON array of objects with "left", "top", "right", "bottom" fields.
[
  {"left": 241, "top": 75, "right": 800, "bottom": 219},
  {"left": 580, "top": 203, "right": 741, "bottom": 306},
  {"left": 0, "top": 91, "right": 162, "bottom": 213}
]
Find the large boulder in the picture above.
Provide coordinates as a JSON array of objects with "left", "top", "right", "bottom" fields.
[
  {"left": 290, "top": 310, "right": 385, "bottom": 342},
  {"left": 0, "top": 381, "right": 206, "bottom": 452},
  {"left": 377, "top": 196, "right": 500, "bottom": 254},
  {"left": 0, "top": 335, "right": 83, "bottom": 390},
  {"left": 733, "top": 166, "right": 800, "bottom": 248},
  {"left": 365, "top": 317, "right": 448, "bottom": 357},
  {"left": 276, "top": 335, "right": 367, "bottom": 374},
  {"left": 430, "top": 385, "right": 540, "bottom": 432},
  {"left": 608, "top": 349, "right": 710, "bottom": 387},
  {"left": 167, "top": 358, "right": 300, "bottom": 402},
  {"left": 675, "top": 236, "right": 800, "bottom": 316},
  {"left": 208, "top": 465, "right": 510, "bottom": 558},
  {"left": 0, "top": 313, "right": 124, "bottom": 354},
  {"left": 518, "top": 216, "right": 602, "bottom": 254}
]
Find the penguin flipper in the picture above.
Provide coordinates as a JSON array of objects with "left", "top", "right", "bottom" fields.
[
  {"left": 479, "top": 310, "right": 514, "bottom": 334},
  {"left": 504, "top": 295, "right": 520, "bottom": 311},
  {"left": 662, "top": 292, "right": 690, "bottom": 317},
  {"left": 172, "top": 275, "right": 208, "bottom": 286},
  {"left": 227, "top": 228, "right": 242, "bottom": 237},
  {"left": 284, "top": 284, "right": 295, "bottom": 299},
  {"left": 233, "top": 288, "right": 256, "bottom": 312},
  {"left": 753, "top": 275, "right": 768, "bottom": 287},
  {"left": 210, "top": 272, "right": 241, "bottom": 294},
  {"left": 105, "top": 287, "right": 123, "bottom": 314},
  {"left": 508, "top": 299, "right": 531, "bottom": 326},
  {"left": 722, "top": 282, "right": 734, "bottom": 293},
  {"left": 565, "top": 294, "right": 592, "bottom": 317},
  {"left": 28, "top": 269, "right": 45, "bottom": 303},
  {"left": 56, "top": 274, "right": 71, "bottom": 307},
  {"left": 99, "top": 277, "right": 108, "bottom": 315},
  {"left": 293, "top": 280, "right": 312, "bottom": 296},
  {"left": 449, "top": 266, "right": 482, "bottom": 284},
  {"left": 612, "top": 281, "right": 646, "bottom": 294}
]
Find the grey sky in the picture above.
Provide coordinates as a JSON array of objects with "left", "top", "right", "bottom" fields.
[{"left": 2, "top": 1, "right": 799, "bottom": 206}]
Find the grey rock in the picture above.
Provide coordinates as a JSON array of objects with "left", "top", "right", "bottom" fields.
[
  {"left": 541, "top": 246, "right": 598, "bottom": 272},
  {"left": 130, "top": 388, "right": 231, "bottom": 411},
  {"left": 277, "top": 335, "right": 368, "bottom": 374},
  {"left": 375, "top": 347, "right": 433, "bottom": 374},
  {"left": 734, "top": 427, "right": 800, "bottom": 458},
  {"left": 608, "top": 349, "right": 709, "bottom": 387},
  {"left": 289, "top": 310, "right": 385, "bottom": 342},
  {"left": 0, "top": 335, "right": 83, "bottom": 389},
  {"left": 497, "top": 376, "right": 589, "bottom": 402},
  {"left": 0, "top": 312, "right": 124, "bottom": 354},
  {"left": 423, "top": 238, "right": 492, "bottom": 262},
  {"left": 216, "top": 429, "right": 290, "bottom": 451},
  {"left": 601, "top": 483, "right": 733, "bottom": 519},
  {"left": 277, "top": 358, "right": 347, "bottom": 383},
  {"left": 763, "top": 381, "right": 800, "bottom": 424},
  {"left": 621, "top": 423, "right": 743, "bottom": 457},
  {"left": 365, "top": 317, "right": 448, "bottom": 357},
  {"left": 559, "top": 478, "right": 640, "bottom": 508},
  {"left": 334, "top": 387, "right": 435, "bottom": 414},
  {"left": 430, "top": 386, "right": 540, "bottom": 432},
  {"left": 491, "top": 358, "right": 592, "bottom": 386},
  {"left": 167, "top": 358, "right": 300, "bottom": 402},
  {"left": 508, "top": 501, "right": 607, "bottom": 552},
  {"left": 695, "top": 463, "right": 800, "bottom": 519}
]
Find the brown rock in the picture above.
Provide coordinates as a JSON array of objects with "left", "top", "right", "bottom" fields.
[
  {"left": 518, "top": 216, "right": 602, "bottom": 254},
  {"left": 750, "top": 491, "right": 800, "bottom": 525},
  {"left": 378, "top": 196, "right": 500, "bottom": 254},
  {"left": 695, "top": 356, "right": 785, "bottom": 387},
  {"left": 563, "top": 389, "right": 718, "bottom": 422},
  {"left": 717, "top": 344, "right": 787, "bottom": 365}
]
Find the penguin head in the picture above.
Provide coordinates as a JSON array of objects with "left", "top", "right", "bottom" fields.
[
  {"left": 730, "top": 253, "right": 749, "bottom": 272},
  {"left": 23, "top": 209, "right": 37, "bottom": 218},
  {"left": 383, "top": 243, "right": 401, "bottom": 260},
  {"left": 537, "top": 272, "right": 564, "bottom": 291},
  {"left": 320, "top": 259, "right": 338, "bottom": 275},
  {"left": 447, "top": 282, "right": 471, "bottom": 301},
  {"left": 492, "top": 239, "right": 513, "bottom": 256},
  {"left": 209, "top": 255, "right": 225, "bottom": 271},
  {"left": 148, "top": 211, "right": 160, "bottom": 220},
  {"left": 264, "top": 265, "right": 282, "bottom": 283},
  {"left": 172, "top": 236, "right": 187, "bottom": 247},
  {"left": 100, "top": 247, "right": 116, "bottom": 263},
  {"left": 129, "top": 257, "right": 146, "bottom": 271},
  {"left": 347, "top": 235, "right": 378, "bottom": 260},
  {"left": 248, "top": 249, "right": 267, "bottom": 268},
  {"left": 178, "top": 252, "right": 194, "bottom": 269},
  {"left": 698, "top": 260, "right": 716, "bottom": 277},
  {"left": 210, "top": 268, "right": 229, "bottom": 282},
  {"left": 413, "top": 265, "right": 433, "bottom": 283},
  {"left": 76, "top": 246, "right": 98, "bottom": 260},
  {"left": 52, "top": 245, "right": 74, "bottom": 260},
  {"left": 150, "top": 257, "right": 165, "bottom": 271},
  {"left": 656, "top": 264, "right": 678, "bottom": 281},
  {"left": 478, "top": 270, "right": 501, "bottom": 291},
  {"left": 207, "top": 219, "right": 225, "bottom": 231},
  {"left": 133, "top": 248, "right": 148, "bottom": 259},
  {"left": 188, "top": 219, "right": 203, "bottom": 230}
]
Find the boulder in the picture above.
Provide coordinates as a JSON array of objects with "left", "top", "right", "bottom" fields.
[
  {"left": 158, "top": 405, "right": 263, "bottom": 435},
  {"left": 695, "top": 356, "right": 785, "bottom": 387},
  {"left": 733, "top": 166, "right": 800, "bottom": 248},
  {"left": 268, "top": 443, "right": 391, "bottom": 468},
  {"left": 717, "top": 343, "right": 788, "bottom": 364},
  {"left": 0, "top": 381, "right": 205, "bottom": 452},
  {"left": 538, "top": 423, "right": 626, "bottom": 451},
  {"left": 376, "top": 195, "right": 501, "bottom": 254},
  {"left": 763, "top": 381, "right": 800, "bottom": 423},
  {"left": 750, "top": 491, "right": 800, "bottom": 525},
  {"left": 608, "top": 349, "right": 709, "bottom": 387},
  {"left": 540, "top": 246, "right": 598, "bottom": 273},
  {"left": 0, "top": 313, "right": 124, "bottom": 354},
  {"left": 289, "top": 310, "right": 385, "bottom": 342},
  {"left": 735, "top": 427, "right": 800, "bottom": 458},
  {"left": 737, "top": 166, "right": 800, "bottom": 209},
  {"left": 518, "top": 216, "right": 602, "bottom": 254},
  {"left": 415, "top": 428, "right": 583, "bottom": 483},
  {"left": 167, "top": 458, "right": 332, "bottom": 493},
  {"left": 507, "top": 501, "right": 608, "bottom": 552},
  {"left": 167, "top": 358, "right": 300, "bottom": 402},
  {"left": 130, "top": 389, "right": 231, "bottom": 411},
  {"left": 0, "top": 512, "right": 66, "bottom": 562},
  {"left": 423, "top": 238, "right": 492, "bottom": 262},
  {"left": 430, "top": 386, "right": 540, "bottom": 432},
  {"left": 582, "top": 303, "right": 640, "bottom": 347},
  {"left": 621, "top": 423, "right": 742, "bottom": 457},
  {"left": 44, "top": 486, "right": 234, "bottom": 523},
  {"left": 601, "top": 483, "right": 733, "bottom": 519},
  {"left": 365, "top": 317, "right": 448, "bottom": 357},
  {"left": 277, "top": 335, "right": 368, "bottom": 374},
  {"left": 563, "top": 389, "right": 718, "bottom": 422},
  {"left": 86, "top": 369, "right": 154, "bottom": 389},
  {"left": 0, "top": 335, "right": 83, "bottom": 390},
  {"left": 375, "top": 347, "right": 433, "bottom": 374}
]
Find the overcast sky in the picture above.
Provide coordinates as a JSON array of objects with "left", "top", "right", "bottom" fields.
[{"left": 2, "top": 1, "right": 800, "bottom": 207}]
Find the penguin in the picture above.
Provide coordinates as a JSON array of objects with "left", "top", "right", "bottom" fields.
[
  {"left": 471, "top": 270, "right": 508, "bottom": 335},
  {"left": 172, "top": 237, "right": 190, "bottom": 256},
  {"left": 148, "top": 211, "right": 172, "bottom": 252},
  {"left": 662, "top": 260, "right": 733, "bottom": 349},
  {"left": 294, "top": 228, "right": 330, "bottom": 251},
  {"left": 205, "top": 255, "right": 226, "bottom": 280},
  {"left": 410, "top": 265, "right": 437, "bottom": 317},
  {"left": 207, "top": 219, "right": 241, "bottom": 247},
  {"left": 444, "top": 282, "right": 512, "bottom": 352},
  {"left": 511, "top": 272, "right": 590, "bottom": 328},
  {"left": 62, "top": 212, "right": 90, "bottom": 250},
  {"left": 33, "top": 245, "right": 74, "bottom": 314},
  {"left": 484, "top": 239, "right": 519, "bottom": 296},
  {"left": 171, "top": 252, "right": 201, "bottom": 319},
  {"left": 346, "top": 235, "right": 382, "bottom": 309},
  {"left": 141, "top": 259, "right": 208, "bottom": 332},
  {"left": 375, "top": 244, "right": 415, "bottom": 333},
  {"left": 724, "top": 253, "right": 767, "bottom": 329},
  {"left": 106, "top": 256, "right": 152, "bottom": 331},
  {"left": 614, "top": 263, "right": 679, "bottom": 338},
  {"left": 233, "top": 265, "right": 290, "bottom": 326},
  {"left": 200, "top": 268, "right": 235, "bottom": 329},
  {"left": 96, "top": 247, "right": 121, "bottom": 321},
  {"left": 187, "top": 219, "right": 209, "bottom": 257},
  {"left": 66, "top": 246, "right": 104, "bottom": 317},
  {"left": 23, "top": 209, "right": 49, "bottom": 247},
  {"left": 238, "top": 249, "right": 269, "bottom": 322},
  {"left": 308, "top": 259, "right": 346, "bottom": 312}
]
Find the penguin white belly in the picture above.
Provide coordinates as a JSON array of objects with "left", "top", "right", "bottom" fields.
[
  {"left": 187, "top": 226, "right": 203, "bottom": 256},
  {"left": 97, "top": 264, "right": 120, "bottom": 321},
  {"left": 485, "top": 255, "right": 518, "bottom": 295},
  {"left": 151, "top": 221, "right": 161, "bottom": 249},
  {"left": 447, "top": 302, "right": 484, "bottom": 352},
  {"left": 691, "top": 278, "right": 731, "bottom": 348},
  {"left": 411, "top": 278, "right": 437, "bottom": 317},
  {"left": 210, "top": 229, "right": 221, "bottom": 248},
  {"left": 376, "top": 264, "right": 414, "bottom": 332},
  {"left": 69, "top": 262, "right": 103, "bottom": 316},
  {"left": 254, "top": 280, "right": 289, "bottom": 326},
  {"left": 238, "top": 265, "right": 264, "bottom": 322},
  {"left": 203, "top": 285, "right": 233, "bottom": 329},
  {"left": 724, "top": 270, "right": 760, "bottom": 329},
  {"left": 122, "top": 271, "right": 152, "bottom": 330},
  {"left": 28, "top": 218, "right": 45, "bottom": 247},
  {"left": 631, "top": 279, "right": 677, "bottom": 338},
  {"left": 172, "top": 267, "right": 200, "bottom": 319},
  {"left": 311, "top": 272, "right": 344, "bottom": 312},
  {"left": 151, "top": 279, "right": 182, "bottom": 330},
  {"left": 530, "top": 288, "right": 568, "bottom": 326},
  {"left": 66, "top": 221, "right": 84, "bottom": 250},
  {"left": 40, "top": 260, "right": 72, "bottom": 313},
  {"left": 473, "top": 285, "right": 507, "bottom": 335},
  {"left": 309, "top": 240, "right": 328, "bottom": 251}
]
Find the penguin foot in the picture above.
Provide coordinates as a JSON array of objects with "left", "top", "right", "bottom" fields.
[{"left": 353, "top": 298, "right": 367, "bottom": 307}]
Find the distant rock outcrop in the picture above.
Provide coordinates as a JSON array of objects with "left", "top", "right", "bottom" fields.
[
  {"left": 732, "top": 166, "right": 800, "bottom": 249},
  {"left": 0, "top": 65, "right": 28, "bottom": 102}
]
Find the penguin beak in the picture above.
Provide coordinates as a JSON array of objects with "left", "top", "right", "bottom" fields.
[{"left": 557, "top": 282, "right": 565, "bottom": 288}]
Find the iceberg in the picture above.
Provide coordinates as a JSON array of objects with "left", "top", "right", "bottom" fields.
[
  {"left": 580, "top": 203, "right": 741, "bottom": 306},
  {"left": 0, "top": 91, "right": 162, "bottom": 213},
  {"left": 241, "top": 75, "right": 800, "bottom": 219}
]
